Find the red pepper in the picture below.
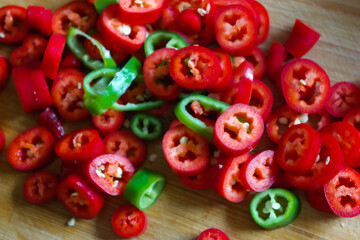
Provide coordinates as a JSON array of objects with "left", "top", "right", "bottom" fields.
[
  {"left": 178, "top": 9, "right": 201, "bottom": 35},
  {"left": 92, "top": 108, "right": 125, "bottom": 134},
  {"left": 60, "top": 50, "right": 82, "bottom": 69},
  {"left": 0, "top": 127, "right": 5, "bottom": 153},
  {"left": 207, "top": 48, "right": 233, "bottom": 93},
  {"left": 0, "top": 5, "right": 29, "bottom": 44},
  {"left": 306, "top": 188, "right": 333, "bottom": 213},
  {"left": 267, "top": 42, "right": 288, "bottom": 83},
  {"left": 29, "top": 65, "right": 53, "bottom": 110},
  {"left": 198, "top": 228, "right": 230, "bottom": 240},
  {"left": 37, "top": 107, "right": 65, "bottom": 139},
  {"left": 249, "top": 79, "right": 273, "bottom": 121},
  {"left": 178, "top": 167, "right": 213, "bottom": 190},
  {"left": 12, "top": 66, "right": 37, "bottom": 113},
  {"left": 251, "top": 0, "right": 269, "bottom": 44},
  {"left": 27, "top": 6, "right": 53, "bottom": 36},
  {"left": 234, "top": 47, "right": 267, "bottom": 80},
  {"left": 0, "top": 56, "right": 10, "bottom": 91},
  {"left": 284, "top": 19, "right": 321, "bottom": 58},
  {"left": 344, "top": 108, "right": 360, "bottom": 132},
  {"left": 41, "top": 34, "right": 67, "bottom": 80},
  {"left": 119, "top": 0, "right": 165, "bottom": 25},
  {"left": 112, "top": 204, "right": 147, "bottom": 238}
]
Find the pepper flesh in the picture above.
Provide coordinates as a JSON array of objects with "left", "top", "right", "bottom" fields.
[
  {"left": 144, "top": 30, "right": 188, "bottom": 57},
  {"left": 130, "top": 113, "right": 163, "bottom": 141}
]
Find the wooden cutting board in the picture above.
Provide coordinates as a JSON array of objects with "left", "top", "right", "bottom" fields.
[{"left": 0, "top": 0, "right": 359, "bottom": 239}]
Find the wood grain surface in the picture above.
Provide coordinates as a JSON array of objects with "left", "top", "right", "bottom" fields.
[{"left": 0, "top": 0, "right": 360, "bottom": 239}]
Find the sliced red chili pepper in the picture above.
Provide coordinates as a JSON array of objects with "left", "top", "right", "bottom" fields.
[
  {"left": 112, "top": 204, "right": 147, "bottom": 238},
  {"left": 285, "top": 133, "right": 343, "bottom": 190},
  {"left": 23, "top": 170, "right": 59, "bottom": 204},
  {"left": 56, "top": 128, "right": 104, "bottom": 165},
  {"left": 272, "top": 169, "right": 294, "bottom": 189},
  {"left": 233, "top": 47, "right": 267, "bottom": 80},
  {"left": 119, "top": 0, "right": 164, "bottom": 25},
  {"left": 143, "top": 48, "right": 182, "bottom": 100},
  {"left": 213, "top": 153, "right": 251, "bottom": 202},
  {"left": 169, "top": 45, "right": 221, "bottom": 89},
  {"left": 249, "top": 79, "right": 273, "bottom": 121},
  {"left": 51, "top": 68, "right": 90, "bottom": 121},
  {"left": 207, "top": 48, "right": 232, "bottom": 93},
  {"left": 10, "top": 34, "right": 47, "bottom": 67},
  {"left": 324, "top": 167, "right": 360, "bottom": 218},
  {"left": 56, "top": 174, "right": 104, "bottom": 219},
  {"left": 0, "top": 56, "right": 10, "bottom": 91},
  {"left": 37, "top": 107, "right": 65, "bottom": 139},
  {"left": 27, "top": 6, "right": 53, "bottom": 36},
  {"left": 98, "top": 4, "right": 147, "bottom": 54},
  {"left": 198, "top": 228, "right": 230, "bottom": 240},
  {"left": 281, "top": 59, "right": 331, "bottom": 114},
  {"left": 344, "top": 108, "right": 360, "bottom": 132},
  {"left": 251, "top": 0, "right": 269, "bottom": 44},
  {"left": 178, "top": 9, "right": 201, "bottom": 35},
  {"left": 325, "top": 82, "right": 360, "bottom": 118},
  {"left": 28, "top": 65, "right": 53, "bottom": 110},
  {"left": 319, "top": 122, "right": 360, "bottom": 167},
  {"left": 170, "top": 119, "right": 183, "bottom": 129},
  {"left": 163, "top": 125, "right": 209, "bottom": 176},
  {"left": 284, "top": 19, "right": 321, "bottom": 58},
  {"left": 52, "top": 1, "right": 97, "bottom": 35},
  {"left": 240, "top": 150, "right": 279, "bottom": 192},
  {"left": 8, "top": 126, "right": 56, "bottom": 171},
  {"left": 267, "top": 42, "right": 288, "bottom": 83},
  {"left": 214, "top": 104, "right": 264, "bottom": 155},
  {"left": 214, "top": 4, "right": 257, "bottom": 56},
  {"left": 12, "top": 66, "right": 37, "bottom": 113},
  {"left": 306, "top": 188, "right": 333, "bottom": 213},
  {"left": 92, "top": 108, "right": 125, "bottom": 134},
  {"left": 60, "top": 50, "right": 82, "bottom": 69},
  {"left": 276, "top": 124, "right": 321, "bottom": 174},
  {"left": 0, "top": 127, "right": 5, "bottom": 153},
  {"left": 178, "top": 167, "right": 213, "bottom": 190},
  {"left": 0, "top": 5, "right": 29, "bottom": 44},
  {"left": 41, "top": 34, "right": 67, "bottom": 80}
]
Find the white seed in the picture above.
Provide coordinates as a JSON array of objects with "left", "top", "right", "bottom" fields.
[
  {"left": 230, "top": 178, "right": 236, "bottom": 185},
  {"left": 67, "top": 217, "right": 76, "bottom": 227},
  {"left": 278, "top": 117, "right": 288, "bottom": 125},
  {"left": 134, "top": 0, "right": 143, "bottom": 5},
  {"left": 79, "top": 202, "right": 85, "bottom": 206},
  {"left": 272, "top": 202, "right": 281, "bottom": 210},
  {"left": 104, "top": 51, "right": 111, "bottom": 58},
  {"left": 206, "top": 3, "right": 211, "bottom": 12},
  {"left": 136, "top": 95, "right": 145, "bottom": 102},
  {"left": 293, "top": 118, "right": 301, "bottom": 125},
  {"left": 300, "top": 79, "right": 307, "bottom": 86},
  {"left": 112, "top": 180, "right": 119, "bottom": 188},
  {"left": 180, "top": 136, "right": 188, "bottom": 144},
  {"left": 71, "top": 192, "right": 79, "bottom": 197},
  {"left": 98, "top": 165, "right": 105, "bottom": 171},
  {"left": 177, "top": 2, "right": 191, "bottom": 12},
  {"left": 213, "top": 150, "right": 220, "bottom": 158},
  {"left": 340, "top": 222, "right": 346, "bottom": 228},
  {"left": 77, "top": 82, "right": 82, "bottom": 90},
  {"left": 243, "top": 122, "right": 250, "bottom": 130},
  {"left": 197, "top": 8, "right": 207, "bottom": 17},
  {"left": 315, "top": 155, "right": 321, "bottom": 163},
  {"left": 149, "top": 153, "right": 157, "bottom": 162},
  {"left": 96, "top": 169, "right": 106, "bottom": 178},
  {"left": 0, "top": 32, "right": 5, "bottom": 38},
  {"left": 299, "top": 113, "right": 309, "bottom": 123},
  {"left": 117, "top": 24, "right": 132, "bottom": 36},
  {"left": 26, "top": 150, "right": 34, "bottom": 158},
  {"left": 124, "top": 119, "right": 130, "bottom": 128},
  {"left": 115, "top": 167, "right": 123, "bottom": 178},
  {"left": 218, "top": 164, "right": 223, "bottom": 169},
  {"left": 325, "top": 156, "right": 330, "bottom": 165}
]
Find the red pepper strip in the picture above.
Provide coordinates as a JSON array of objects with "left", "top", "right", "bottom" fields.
[
  {"left": 27, "top": 6, "right": 53, "bottom": 36},
  {"left": 60, "top": 50, "right": 82, "bottom": 69},
  {"left": 233, "top": 61, "right": 254, "bottom": 104},
  {"left": 267, "top": 42, "right": 288, "bottom": 83},
  {"left": 41, "top": 34, "right": 66, "bottom": 80},
  {"left": 284, "top": 19, "right": 321, "bottom": 58},
  {"left": 12, "top": 66, "right": 37, "bottom": 113},
  {"left": 251, "top": 0, "right": 269, "bottom": 45},
  {"left": 29, "top": 65, "right": 53, "bottom": 110},
  {"left": 37, "top": 107, "right": 65, "bottom": 139},
  {"left": 0, "top": 56, "right": 10, "bottom": 91}
]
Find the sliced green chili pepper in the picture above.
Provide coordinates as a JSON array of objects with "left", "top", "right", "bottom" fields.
[
  {"left": 175, "top": 94, "right": 230, "bottom": 141},
  {"left": 94, "top": 0, "right": 118, "bottom": 14},
  {"left": 124, "top": 168, "right": 166, "bottom": 210},
  {"left": 144, "top": 30, "right": 188, "bottom": 57},
  {"left": 111, "top": 100, "right": 166, "bottom": 112},
  {"left": 131, "top": 113, "right": 163, "bottom": 140},
  {"left": 250, "top": 188, "right": 301, "bottom": 230},
  {"left": 66, "top": 27, "right": 117, "bottom": 70},
  {"left": 84, "top": 57, "right": 142, "bottom": 115}
]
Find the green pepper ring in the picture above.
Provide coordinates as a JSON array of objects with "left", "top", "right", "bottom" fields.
[
  {"left": 144, "top": 30, "right": 188, "bottom": 57},
  {"left": 130, "top": 112, "right": 163, "bottom": 141}
]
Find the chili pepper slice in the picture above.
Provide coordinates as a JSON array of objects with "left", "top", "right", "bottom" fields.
[
  {"left": 251, "top": 0, "right": 269, "bottom": 44},
  {"left": 267, "top": 42, "right": 288, "bottom": 83},
  {"left": 344, "top": 108, "right": 360, "bottom": 132},
  {"left": 61, "top": 50, "right": 82, "bottom": 69},
  {"left": 41, "top": 34, "right": 66, "bottom": 80},
  {"left": 178, "top": 9, "right": 201, "bottom": 35},
  {"left": 207, "top": 48, "right": 233, "bottom": 93},
  {"left": 198, "top": 228, "right": 230, "bottom": 240},
  {"left": 112, "top": 204, "right": 147, "bottom": 238},
  {"left": 0, "top": 56, "right": 10, "bottom": 91},
  {"left": 28, "top": 65, "right": 53, "bottom": 110},
  {"left": 93, "top": 0, "right": 118, "bottom": 14},
  {"left": 37, "top": 107, "right": 65, "bottom": 139},
  {"left": 250, "top": 188, "right": 300, "bottom": 229},
  {"left": 124, "top": 168, "right": 166, "bottom": 210},
  {"left": 92, "top": 108, "right": 125, "bottom": 134},
  {"left": 144, "top": 30, "right": 188, "bottom": 57},
  {"left": 249, "top": 79, "right": 273, "bottom": 121},
  {"left": 131, "top": 113, "right": 163, "bottom": 141},
  {"left": 111, "top": 100, "right": 167, "bottom": 112},
  {"left": 0, "top": 5, "right": 29, "bottom": 44},
  {"left": 175, "top": 94, "right": 230, "bottom": 141},
  {"left": 27, "top": 6, "right": 53, "bottom": 36},
  {"left": 12, "top": 66, "right": 37, "bottom": 113},
  {"left": 66, "top": 27, "right": 117, "bottom": 70},
  {"left": 306, "top": 187, "right": 332, "bottom": 213},
  {"left": 119, "top": 0, "right": 164, "bottom": 25}
]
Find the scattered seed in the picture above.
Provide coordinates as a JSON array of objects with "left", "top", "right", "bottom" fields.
[{"left": 67, "top": 217, "right": 76, "bottom": 227}]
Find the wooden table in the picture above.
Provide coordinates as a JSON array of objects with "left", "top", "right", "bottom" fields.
[{"left": 0, "top": 0, "right": 359, "bottom": 239}]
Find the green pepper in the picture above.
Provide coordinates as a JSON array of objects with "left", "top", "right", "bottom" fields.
[
  {"left": 124, "top": 168, "right": 166, "bottom": 210},
  {"left": 94, "top": 0, "right": 118, "bottom": 14},
  {"left": 66, "top": 27, "right": 117, "bottom": 70},
  {"left": 83, "top": 57, "right": 142, "bottom": 115},
  {"left": 144, "top": 30, "right": 188, "bottom": 57},
  {"left": 250, "top": 188, "right": 301, "bottom": 230},
  {"left": 130, "top": 113, "right": 163, "bottom": 140},
  {"left": 174, "top": 94, "right": 230, "bottom": 141},
  {"left": 111, "top": 100, "right": 167, "bottom": 112}
]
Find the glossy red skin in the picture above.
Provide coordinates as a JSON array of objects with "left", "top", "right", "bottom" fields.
[
  {"left": 198, "top": 228, "right": 230, "bottom": 240},
  {"left": 249, "top": 79, "right": 273, "bottom": 121},
  {"left": 179, "top": 166, "right": 213, "bottom": 190},
  {"left": 240, "top": 150, "right": 279, "bottom": 192},
  {"left": 178, "top": 9, "right": 201, "bottom": 35},
  {"left": 325, "top": 82, "right": 360, "bottom": 118},
  {"left": 27, "top": 6, "right": 53, "bottom": 36},
  {"left": 319, "top": 122, "right": 360, "bottom": 167},
  {"left": 12, "top": 66, "right": 37, "bottom": 113},
  {"left": 214, "top": 4, "right": 257, "bottom": 56},
  {"left": 207, "top": 48, "right": 233, "bottom": 93},
  {"left": 41, "top": 34, "right": 67, "bottom": 80},
  {"left": 52, "top": 1, "right": 97, "bottom": 35},
  {"left": 56, "top": 128, "right": 104, "bottom": 165},
  {"left": 103, "top": 131, "right": 147, "bottom": 168},
  {"left": 23, "top": 171, "right": 59, "bottom": 204},
  {"left": 306, "top": 188, "right": 333, "bottom": 213},
  {"left": 0, "top": 6, "right": 29, "bottom": 44},
  {"left": 344, "top": 108, "right": 360, "bottom": 132},
  {"left": 251, "top": 0, "right": 269, "bottom": 44},
  {"left": 0, "top": 56, "right": 10, "bottom": 91},
  {"left": 28, "top": 65, "right": 53, "bottom": 110},
  {"left": 213, "top": 153, "right": 251, "bottom": 202},
  {"left": 324, "top": 167, "right": 360, "bottom": 218},
  {"left": 214, "top": 104, "right": 264, "bottom": 155},
  {"left": 92, "top": 108, "right": 125, "bottom": 134},
  {"left": 276, "top": 124, "right": 321, "bottom": 174},
  {"left": 56, "top": 174, "right": 104, "bottom": 219},
  {"left": 86, "top": 154, "right": 135, "bottom": 196},
  {"left": 119, "top": 0, "right": 164, "bottom": 25},
  {"left": 163, "top": 125, "right": 209, "bottom": 176},
  {"left": 281, "top": 59, "right": 331, "bottom": 114},
  {"left": 284, "top": 19, "right": 321, "bottom": 58},
  {"left": 112, "top": 204, "right": 147, "bottom": 238},
  {"left": 169, "top": 119, "right": 183, "bottom": 129},
  {"left": 285, "top": 133, "right": 343, "bottom": 190},
  {"left": 37, "top": 107, "right": 65, "bottom": 139},
  {"left": 98, "top": 4, "right": 147, "bottom": 54},
  {"left": 10, "top": 34, "right": 47, "bottom": 67},
  {"left": 272, "top": 170, "right": 294, "bottom": 189},
  {"left": 143, "top": 48, "right": 182, "bottom": 100},
  {"left": 0, "top": 127, "right": 5, "bottom": 153},
  {"left": 60, "top": 50, "right": 82, "bottom": 69},
  {"left": 169, "top": 46, "right": 221, "bottom": 89},
  {"left": 51, "top": 68, "right": 90, "bottom": 121},
  {"left": 243, "top": 47, "right": 267, "bottom": 80},
  {"left": 267, "top": 42, "right": 288, "bottom": 83},
  {"left": 8, "top": 126, "right": 56, "bottom": 171}
]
